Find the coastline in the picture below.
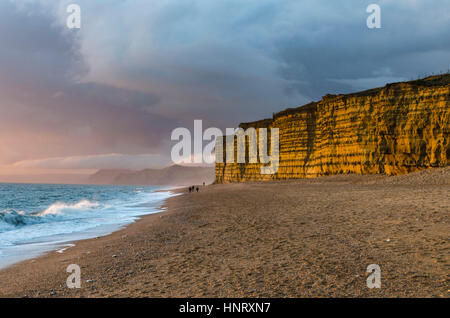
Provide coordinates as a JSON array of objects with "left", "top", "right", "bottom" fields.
[
  {"left": 0, "top": 168, "right": 448, "bottom": 297},
  {"left": 0, "top": 186, "right": 177, "bottom": 271},
  {"left": 0, "top": 188, "right": 183, "bottom": 297}
]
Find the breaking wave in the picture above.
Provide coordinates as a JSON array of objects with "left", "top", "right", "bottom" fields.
[
  {"left": 0, "top": 199, "right": 100, "bottom": 230},
  {"left": 37, "top": 200, "right": 100, "bottom": 216},
  {"left": 0, "top": 184, "right": 174, "bottom": 269},
  {"left": 0, "top": 210, "right": 40, "bottom": 228}
]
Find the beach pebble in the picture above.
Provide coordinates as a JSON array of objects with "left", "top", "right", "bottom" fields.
[
  {"left": 86, "top": 280, "right": 93, "bottom": 283},
  {"left": 386, "top": 238, "right": 391, "bottom": 242},
  {"left": 112, "top": 254, "right": 118, "bottom": 258}
]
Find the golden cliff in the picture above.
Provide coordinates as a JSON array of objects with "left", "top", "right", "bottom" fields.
[{"left": 216, "top": 75, "right": 449, "bottom": 183}]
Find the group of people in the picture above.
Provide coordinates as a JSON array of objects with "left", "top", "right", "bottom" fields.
[
  {"left": 188, "top": 182, "right": 206, "bottom": 193},
  {"left": 188, "top": 186, "right": 199, "bottom": 193}
]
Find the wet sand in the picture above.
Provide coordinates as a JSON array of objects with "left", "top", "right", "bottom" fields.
[{"left": 0, "top": 168, "right": 448, "bottom": 297}]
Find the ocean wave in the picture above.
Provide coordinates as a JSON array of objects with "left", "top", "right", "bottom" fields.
[
  {"left": 0, "top": 185, "right": 174, "bottom": 269},
  {"left": 0, "top": 210, "right": 41, "bottom": 228},
  {"left": 0, "top": 199, "right": 100, "bottom": 230},
  {"left": 37, "top": 200, "right": 99, "bottom": 216}
]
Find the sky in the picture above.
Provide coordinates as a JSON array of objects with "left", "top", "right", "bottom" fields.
[{"left": 0, "top": 0, "right": 449, "bottom": 182}]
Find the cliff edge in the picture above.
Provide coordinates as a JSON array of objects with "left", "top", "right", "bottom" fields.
[{"left": 216, "top": 75, "right": 449, "bottom": 183}]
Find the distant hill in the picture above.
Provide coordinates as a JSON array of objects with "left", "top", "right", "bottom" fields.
[
  {"left": 89, "top": 165, "right": 215, "bottom": 186},
  {"left": 88, "top": 169, "right": 134, "bottom": 185}
]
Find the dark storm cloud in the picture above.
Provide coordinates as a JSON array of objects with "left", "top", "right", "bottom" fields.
[
  {"left": 1, "top": 0, "right": 449, "bottom": 170},
  {"left": 72, "top": 0, "right": 450, "bottom": 116},
  {"left": 276, "top": 0, "right": 450, "bottom": 99},
  {"left": 0, "top": 0, "right": 174, "bottom": 167}
]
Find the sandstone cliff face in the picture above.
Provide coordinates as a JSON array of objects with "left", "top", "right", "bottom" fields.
[{"left": 216, "top": 75, "right": 449, "bottom": 183}]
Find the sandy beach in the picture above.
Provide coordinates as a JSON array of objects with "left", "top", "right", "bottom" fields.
[{"left": 0, "top": 168, "right": 448, "bottom": 298}]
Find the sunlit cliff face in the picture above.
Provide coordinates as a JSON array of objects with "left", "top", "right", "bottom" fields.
[
  {"left": 216, "top": 77, "right": 450, "bottom": 183},
  {"left": 0, "top": 0, "right": 449, "bottom": 183}
]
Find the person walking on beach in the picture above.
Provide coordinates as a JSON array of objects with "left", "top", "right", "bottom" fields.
[
  {"left": 196, "top": 186, "right": 199, "bottom": 192},
  {"left": 188, "top": 187, "right": 192, "bottom": 193}
]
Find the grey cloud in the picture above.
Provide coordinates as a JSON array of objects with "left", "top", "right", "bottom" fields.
[
  {"left": 13, "top": 153, "right": 169, "bottom": 170},
  {"left": 0, "top": 0, "right": 177, "bottom": 164},
  {"left": 1, "top": 0, "right": 449, "bottom": 171},
  {"left": 276, "top": 0, "right": 450, "bottom": 99}
]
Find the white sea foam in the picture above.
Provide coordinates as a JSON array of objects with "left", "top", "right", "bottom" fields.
[
  {"left": 37, "top": 200, "right": 99, "bottom": 216},
  {"left": 0, "top": 184, "right": 175, "bottom": 269},
  {"left": 56, "top": 243, "right": 75, "bottom": 253}
]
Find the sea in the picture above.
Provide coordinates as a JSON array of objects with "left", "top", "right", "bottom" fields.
[{"left": 0, "top": 183, "right": 175, "bottom": 269}]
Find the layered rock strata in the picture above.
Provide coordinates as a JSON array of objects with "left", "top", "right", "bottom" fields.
[{"left": 216, "top": 75, "right": 449, "bottom": 183}]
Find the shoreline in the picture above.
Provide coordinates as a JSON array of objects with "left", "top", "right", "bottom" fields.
[
  {"left": 0, "top": 169, "right": 448, "bottom": 297},
  {"left": 0, "top": 189, "right": 184, "bottom": 297},
  {"left": 0, "top": 201, "right": 176, "bottom": 297},
  {"left": 0, "top": 186, "right": 179, "bottom": 271}
]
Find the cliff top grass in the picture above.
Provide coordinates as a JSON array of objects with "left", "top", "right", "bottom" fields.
[{"left": 240, "top": 74, "right": 450, "bottom": 128}]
